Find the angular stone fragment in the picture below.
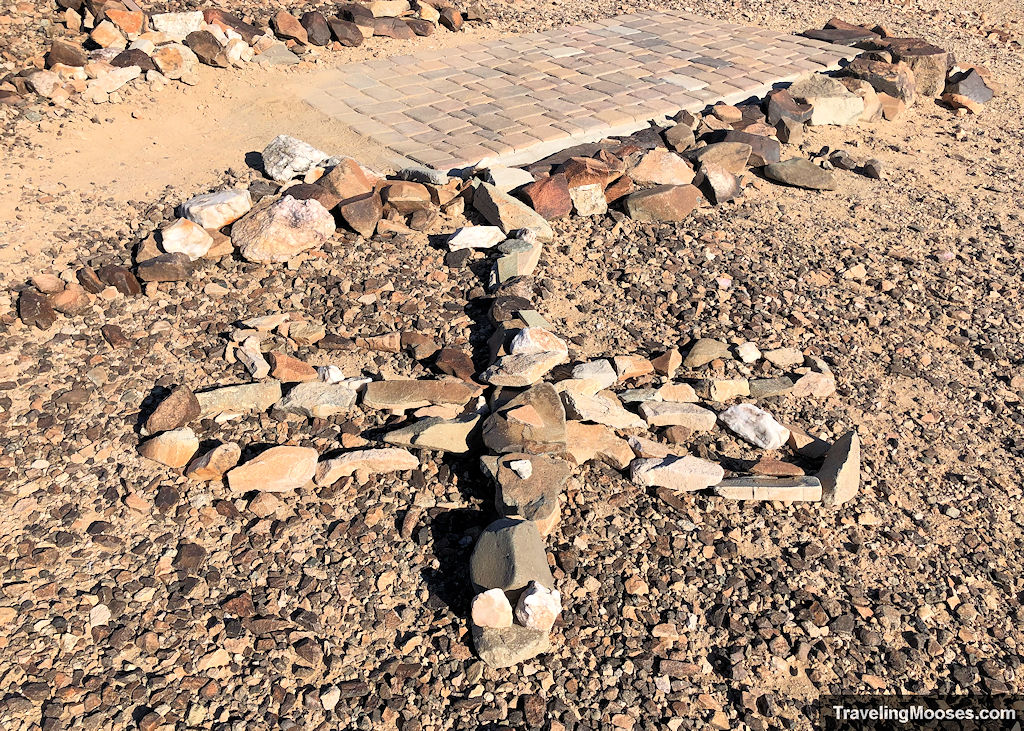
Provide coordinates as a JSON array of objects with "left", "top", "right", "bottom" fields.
[
  {"left": 299, "top": 11, "right": 332, "bottom": 46},
  {"left": 91, "top": 20, "right": 127, "bottom": 49},
  {"left": 439, "top": 7, "right": 463, "bottom": 31},
  {"left": 236, "top": 336, "right": 270, "bottom": 379},
  {"left": 151, "top": 11, "right": 204, "bottom": 39},
  {"left": 227, "top": 446, "right": 319, "bottom": 493},
  {"left": 715, "top": 476, "right": 822, "bottom": 501},
  {"left": 384, "top": 414, "right": 480, "bottom": 453},
  {"left": 448, "top": 226, "right": 505, "bottom": 251},
  {"left": 663, "top": 123, "right": 695, "bottom": 152},
  {"left": 472, "top": 624, "right": 549, "bottom": 668},
  {"left": 272, "top": 10, "right": 308, "bottom": 43},
  {"left": 818, "top": 430, "right": 860, "bottom": 506},
  {"left": 749, "top": 377, "right": 794, "bottom": 399},
  {"left": 696, "top": 162, "right": 741, "bottom": 205},
  {"left": 944, "top": 69, "right": 994, "bottom": 105},
  {"left": 719, "top": 404, "right": 790, "bottom": 449},
  {"left": 561, "top": 391, "right": 644, "bottom": 429},
  {"left": 262, "top": 135, "right": 336, "bottom": 183},
  {"left": 474, "top": 182, "right": 553, "bottom": 241},
  {"left": 791, "top": 371, "right": 837, "bottom": 398},
  {"left": 709, "top": 130, "right": 781, "bottom": 167},
  {"left": 277, "top": 382, "right": 358, "bottom": 418},
  {"left": 628, "top": 149, "right": 694, "bottom": 186},
  {"left": 268, "top": 353, "right": 318, "bottom": 382},
  {"left": 184, "top": 30, "right": 228, "bottom": 67},
  {"left": 136, "top": 252, "right": 193, "bottom": 282},
  {"left": 516, "top": 581, "right": 562, "bottom": 632},
  {"left": 315, "top": 448, "right": 419, "bottom": 485},
  {"left": 483, "top": 383, "right": 566, "bottom": 455},
  {"left": 471, "top": 588, "right": 513, "bottom": 629},
  {"left": 683, "top": 338, "right": 730, "bottom": 368},
  {"left": 363, "top": 379, "right": 478, "bottom": 410},
  {"left": 639, "top": 402, "right": 716, "bottom": 430},
  {"left": 481, "top": 327, "right": 568, "bottom": 387},
  {"left": 685, "top": 142, "right": 751, "bottom": 173},
  {"left": 520, "top": 173, "right": 571, "bottom": 220},
  {"left": 470, "top": 518, "right": 553, "bottom": 594},
  {"left": 845, "top": 57, "right": 916, "bottom": 104},
  {"left": 630, "top": 455, "right": 724, "bottom": 492},
  {"left": 160, "top": 218, "right": 213, "bottom": 260},
  {"left": 624, "top": 184, "right": 700, "bottom": 222},
  {"left": 612, "top": 355, "right": 653, "bottom": 380},
  {"left": 328, "top": 17, "right": 364, "bottom": 46},
  {"left": 139, "top": 427, "right": 199, "bottom": 468},
  {"left": 564, "top": 421, "right": 633, "bottom": 470},
  {"left": 788, "top": 74, "right": 864, "bottom": 126},
  {"left": 232, "top": 196, "right": 335, "bottom": 263},
  {"left": 97, "top": 264, "right": 142, "bottom": 296},
  {"left": 203, "top": 9, "right": 262, "bottom": 43},
  {"left": 888, "top": 41, "right": 948, "bottom": 97},
  {"left": 185, "top": 442, "right": 241, "bottom": 481},
  {"left": 18, "top": 290, "right": 56, "bottom": 330},
  {"left": 47, "top": 39, "right": 88, "bottom": 67},
  {"left": 568, "top": 183, "right": 607, "bottom": 216},
  {"left": 145, "top": 385, "right": 200, "bottom": 434},
  {"left": 182, "top": 189, "right": 252, "bottom": 229},
  {"left": 151, "top": 43, "right": 199, "bottom": 80},
  {"left": 338, "top": 192, "right": 382, "bottom": 238},
  {"left": 196, "top": 381, "right": 282, "bottom": 418},
  {"left": 488, "top": 452, "right": 569, "bottom": 535},
  {"left": 50, "top": 284, "right": 90, "bottom": 314},
  {"left": 765, "top": 88, "right": 812, "bottom": 125},
  {"left": 763, "top": 159, "right": 836, "bottom": 191}
]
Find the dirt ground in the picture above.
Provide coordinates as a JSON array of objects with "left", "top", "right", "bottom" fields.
[{"left": 1, "top": 0, "right": 1023, "bottom": 728}]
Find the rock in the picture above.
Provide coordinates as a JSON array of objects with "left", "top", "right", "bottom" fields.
[
  {"left": 663, "top": 123, "right": 695, "bottom": 152},
  {"left": 363, "top": 379, "right": 477, "bottom": 411},
  {"left": 384, "top": 414, "right": 480, "bottom": 453},
  {"left": 184, "top": 30, "right": 228, "bottom": 67},
  {"left": 46, "top": 39, "right": 87, "bottom": 67},
  {"left": 227, "top": 446, "right": 318, "bottom": 493},
  {"left": 97, "top": 264, "right": 142, "bottom": 296},
  {"left": 628, "top": 149, "right": 694, "bottom": 186},
  {"left": 516, "top": 580, "right": 561, "bottom": 632},
  {"left": 763, "top": 159, "right": 836, "bottom": 191},
  {"left": 300, "top": 11, "right": 332, "bottom": 46},
  {"left": 182, "top": 189, "right": 252, "bottom": 229},
  {"left": 145, "top": 385, "right": 200, "bottom": 433},
  {"left": 320, "top": 158, "right": 374, "bottom": 199},
  {"left": 708, "top": 130, "right": 780, "bottom": 167},
  {"left": 763, "top": 347, "right": 803, "bottom": 368},
  {"left": 613, "top": 355, "right": 654, "bottom": 380},
  {"left": 818, "top": 430, "right": 860, "bottom": 506},
  {"left": 791, "top": 371, "right": 837, "bottom": 398},
  {"left": 136, "top": 253, "right": 193, "bottom": 283},
  {"left": 562, "top": 422, "right": 630, "bottom": 469},
  {"left": 520, "top": 174, "right": 571, "bottom": 220},
  {"left": 887, "top": 40, "right": 948, "bottom": 97},
  {"left": 630, "top": 455, "right": 724, "bottom": 492},
  {"left": 561, "top": 391, "right": 644, "bottom": 429},
  {"left": 268, "top": 353, "right": 318, "bottom": 382},
  {"left": 765, "top": 88, "right": 812, "bottom": 124},
  {"left": 160, "top": 218, "right": 214, "bottom": 260},
  {"left": 487, "top": 452, "right": 569, "bottom": 531},
  {"left": 568, "top": 183, "right": 608, "bottom": 216},
  {"left": 944, "top": 69, "right": 994, "bottom": 105},
  {"left": 196, "top": 381, "right": 282, "bottom": 418},
  {"left": 483, "top": 167, "right": 534, "bottom": 193},
  {"left": 695, "top": 162, "right": 741, "bottom": 204},
  {"left": 151, "top": 43, "right": 199, "bottom": 80},
  {"left": 18, "top": 290, "right": 56, "bottom": 330},
  {"left": 373, "top": 17, "right": 415, "bottom": 39},
  {"left": 327, "top": 17, "right": 364, "bottom": 46},
  {"left": 151, "top": 11, "right": 203, "bottom": 39},
  {"left": 483, "top": 383, "right": 566, "bottom": 455},
  {"left": 277, "top": 382, "right": 358, "bottom": 418},
  {"left": 261, "top": 135, "right": 336, "bottom": 183},
  {"left": 367, "top": 0, "right": 410, "bottom": 16},
  {"left": 472, "top": 624, "right": 549, "bottom": 668},
  {"left": 801, "top": 26, "right": 878, "bottom": 45},
  {"left": 439, "top": 6, "right": 462, "bottom": 31},
  {"left": 433, "top": 348, "right": 475, "bottom": 381},
  {"left": 877, "top": 92, "right": 905, "bottom": 119},
  {"left": 315, "top": 448, "right": 419, "bottom": 485},
  {"left": 272, "top": 10, "right": 308, "bottom": 44},
  {"left": 471, "top": 588, "right": 513, "bottom": 629},
  {"left": 658, "top": 383, "right": 698, "bottom": 402},
  {"left": 470, "top": 518, "right": 553, "bottom": 595},
  {"left": 839, "top": 77, "right": 883, "bottom": 121},
  {"left": 623, "top": 184, "right": 700, "bottom": 222},
  {"left": 685, "top": 142, "right": 751, "bottom": 173},
  {"left": 719, "top": 403, "right": 790, "bottom": 449},
  {"left": 683, "top": 338, "right": 730, "bottom": 368},
  {"left": 139, "top": 427, "right": 199, "bottom": 468},
  {"left": 775, "top": 117, "right": 804, "bottom": 144},
  {"left": 185, "top": 442, "right": 241, "bottom": 481},
  {"left": 382, "top": 181, "right": 432, "bottom": 214},
  {"left": 788, "top": 74, "right": 864, "bottom": 126},
  {"left": 859, "top": 158, "right": 884, "bottom": 179},
  {"left": 338, "top": 192, "right": 382, "bottom": 238},
  {"left": 557, "top": 359, "right": 617, "bottom": 395},
  {"left": 50, "top": 284, "right": 90, "bottom": 314},
  {"left": 27, "top": 70, "right": 62, "bottom": 99},
  {"left": 448, "top": 226, "right": 505, "bottom": 251},
  {"left": 77, "top": 267, "right": 105, "bottom": 294},
  {"left": 232, "top": 196, "right": 335, "bottom": 263},
  {"left": 715, "top": 476, "right": 822, "bottom": 501},
  {"left": 603, "top": 175, "right": 634, "bottom": 204},
  {"left": 91, "top": 20, "right": 127, "bottom": 49},
  {"left": 111, "top": 49, "right": 155, "bottom": 72},
  {"left": 748, "top": 377, "right": 794, "bottom": 399},
  {"left": 638, "top": 402, "right": 716, "bottom": 430},
  {"left": 474, "top": 182, "right": 553, "bottom": 241},
  {"left": 236, "top": 336, "right": 270, "bottom": 379},
  {"left": 845, "top": 57, "right": 916, "bottom": 104},
  {"left": 203, "top": 9, "right": 262, "bottom": 43},
  {"left": 493, "top": 238, "right": 543, "bottom": 284}
]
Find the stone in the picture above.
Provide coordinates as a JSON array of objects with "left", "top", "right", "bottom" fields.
[
  {"left": 520, "top": 173, "right": 572, "bottom": 220},
  {"left": 658, "top": 383, "right": 698, "bottom": 402},
  {"left": 613, "top": 355, "right": 653, "bottom": 380},
  {"left": 315, "top": 448, "right": 419, "bottom": 485},
  {"left": 76, "top": 267, "right": 105, "bottom": 294},
  {"left": 382, "top": 181, "right": 432, "bottom": 214},
  {"left": 560, "top": 156, "right": 620, "bottom": 187},
  {"left": 470, "top": 518, "right": 553, "bottom": 595},
  {"left": 111, "top": 49, "right": 155, "bottom": 72},
  {"left": 630, "top": 455, "right": 724, "bottom": 492},
  {"left": 261, "top": 135, "right": 336, "bottom": 183},
  {"left": 151, "top": 43, "right": 199, "bottom": 80},
  {"left": 788, "top": 73, "right": 864, "bottom": 125},
  {"left": 888, "top": 41, "right": 948, "bottom": 97},
  {"left": 775, "top": 117, "right": 804, "bottom": 144},
  {"left": 516, "top": 581, "right": 562, "bottom": 632},
  {"left": 802, "top": 27, "right": 878, "bottom": 45},
  {"left": 196, "top": 381, "right": 282, "bottom": 418},
  {"left": 439, "top": 7, "right": 462, "bottom": 31},
  {"left": 448, "top": 226, "right": 505, "bottom": 251},
  {"left": 474, "top": 182, "right": 553, "bottom": 241},
  {"left": 363, "top": 379, "right": 478, "bottom": 410},
  {"left": 838, "top": 77, "right": 883, "bottom": 121},
  {"left": 715, "top": 476, "right": 822, "bottom": 501},
  {"left": 91, "top": 20, "right": 127, "bottom": 49},
  {"left": 483, "top": 167, "right": 534, "bottom": 193},
  {"left": 50, "top": 284, "right": 90, "bottom": 314},
  {"left": 791, "top": 371, "right": 837, "bottom": 398},
  {"left": 944, "top": 69, "right": 994, "bottom": 105},
  {"left": 482, "top": 327, "right": 569, "bottom": 387},
  {"left": 561, "top": 392, "right": 644, "bottom": 429},
  {"left": 159, "top": 218, "right": 213, "bottom": 260},
  {"left": 685, "top": 142, "right": 751, "bottom": 173},
  {"left": 47, "top": 40, "right": 88, "bottom": 67},
  {"left": 338, "top": 192, "right": 382, "bottom": 238},
  {"left": 748, "top": 377, "right": 794, "bottom": 399},
  {"left": 628, "top": 149, "right": 694, "bottom": 186},
  {"left": 184, "top": 30, "right": 228, "bottom": 67},
  {"left": 226, "top": 446, "right": 318, "bottom": 493},
  {"left": 97, "top": 264, "right": 142, "bottom": 296},
  {"left": 145, "top": 385, "right": 200, "bottom": 434},
  {"left": 704, "top": 131, "right": 779, "bottom": 168},
  {"left": 696, "top": 162, "right": 741, "bottom": 205},
  {"left": 818, "top": 430, "right": 860, "bottom": 506},
  {"left": 624, "top": 185, "right": 700, "bottom": 222},
  {"left": 765, "top": 88, "right": 812, "bottom": 125},
  {"left": 845, "top": 57, "right": 916, "bottom": 104},
  {"left": 277, "top": 382, "right": 358, "bottom": 418},
  {"left": 639, "top": 402, "right": 716, "bottom": 430},
  {"left": 203, "top": 9, "right": 262, "bottom": 43},
  {"left": 285, "top": 321, "right": 325, "bottom": 345},
  {"left": 236, "top": 337, "right": 270, "bottom": 379},
  {"left": 384, "top": 414, "right": 479, "bottom": 453},
  {"left": 663, "top": 123, "right": 695, "bottom": 152},
  {"left": 493, "top": 238, "right": 543, "bottom": 284},
  {"left": 941, "top": 93, "right": 983, "bottom": 114},
  {"left": 232, "top": 196, "right": 335, "bottom": 263},
  {"left": 18, "top": 290, "right": 56, "bottom": 330},
  {"left": 558, "top": 359, "right": 617, "bottom": 395},
  {"left": 373, "top": 16, "right": 415, "bottom": 38},
  {"left": 151, "top": 11, "right": 204, "bottom": 39},
  {"left": 787, "top": 425, "right": 831, "bottom": 459},
  {"left": 483, "top": 383, "right": 566, "bottom": 455},
  {"left": 684, "top": 338, "right": 730, "bottom": 368},
  {"left": 300, "top": 11, "right": 332, "bottom": 46},
  {"left": 719, "top": 403, "right": 790, "bottom": 449},
  {"left": 367, "top": 0, "right": 410, "bottom": 16},
  {"left": 328, "top": 17, "right": 364, "bottom": 46},
  {"left": 472, "top": 624, "right": 549, "bottom": 668},
  {"left": 471, "top": 588, "right": 513, "bottom": 629},
  {"left": 404, "top": 17, "right": 435, "bottom": 36},
  {"left": 488, "top": 452, "right": 569, "bottom": 535},
  {"left": 763, "top": 347, "right": 803, "bottom": 368},
  {"left": 751, "top": 458, "right": 805, "bottom": 477},
  {"left": 272, "top": 10, "right": 308, "bottom": 44},
  {"left": 268, "top": 353, "right": 318, "bottom": 382},
  {"left": 434, "top": 348, "right": 476, "bottom": 381},
  {"left": 763, "top": 159, "right": 836, "bottom": 191},
  {"left": 877, "top": 92, "right": 905, "bottom": 119},
  {"left": 182, "top": 189, "right": 252, "bottom": 230},
  {"left": 603, "top": 175, "right": 634, "bottom": 203},
  {"left": 27, "top": 70, "right": 62, "bottom": 99},
  {"left": 568, "top": 183, "right": 608, "bottom": 216},
  {"left": 564, "top": 421, "right": 633, "bottom": 470},
  {"left": 185, "top": 442, "right": 241, "bottom": 481},
  {"left": 139, "top": 427, "right": 199, "bottom": 468}
]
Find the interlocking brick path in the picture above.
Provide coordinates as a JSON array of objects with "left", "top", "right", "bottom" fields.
[{"left": 305, "top": 11, "right": 857, "bottom": 171}]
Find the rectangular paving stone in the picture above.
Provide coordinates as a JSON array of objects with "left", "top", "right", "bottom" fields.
[{"left": 305, "top": 9, "right": 856, "bottom": 171}]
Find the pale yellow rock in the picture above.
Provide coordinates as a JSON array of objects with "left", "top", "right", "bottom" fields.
[{"left": 226, "top": 446, "right": 318, "bottom": 493}]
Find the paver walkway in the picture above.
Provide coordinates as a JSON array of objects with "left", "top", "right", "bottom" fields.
[{"left": 305, "top": 10, "right": 857, "bottom": 171}]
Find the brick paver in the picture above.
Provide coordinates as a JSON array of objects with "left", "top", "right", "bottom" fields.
[{"left": 305, "top": 10, "right": 856, "bottom": 171}]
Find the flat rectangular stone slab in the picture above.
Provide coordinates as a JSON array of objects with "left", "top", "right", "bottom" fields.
[{"left": 306, "top": 11, "right": 856, "bottom": 171}]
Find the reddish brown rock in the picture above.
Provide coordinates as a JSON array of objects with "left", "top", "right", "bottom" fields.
[
  {"left": 844, "top": 57, "right": 916, "bottom": 104},
  {"left": 203, "top": 9, "right": 262, "bottom": 43},
  {"left": 405, "top": 18, "right": 435, "bottom": 36},
  {"left": 439, "top": 7, "right": 462, "bottom": 30},
  {"left": 338, "top": 191, "right": 382, "bottom": 238},
  {"left": 268, "top": 352, "right": 318, "bottom": 382},
  {"left": 106, "top": 8, "right": 145, "bottom": 36},
  {"left": 300, "top": 11, "right": 332, "bottom": 46},
  {"left": 185, "top": 30, "right": 228, "bottom": 67},
  {"left": 328, "top": 17, "right": 364, "bottom": 46},
  {"left": 319, "top": 158, "right": 375, "bottom": 200},
  {"left": 519, "top": 174, "right": 571, "bottom": 220},
  {"left": 272, "top": 10, "right": 308, "bottom": 44},
  {"left": 145, "top": 385, "right": 201, "bottom": 434},
  {"left": 373, "top": 17, "right": 415, "bottom": 39},
  {"left": 19, "top": 290, "right": 56, "bottom": 330},
  {"left": 97, "top": 264, "right": 141, "bottom": 296},
  {"left": 623, "top": 185, "right": 701, "bottom": 222},
  {"left": 46, "top": 39, "right": 87, "bottom": 67}
]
